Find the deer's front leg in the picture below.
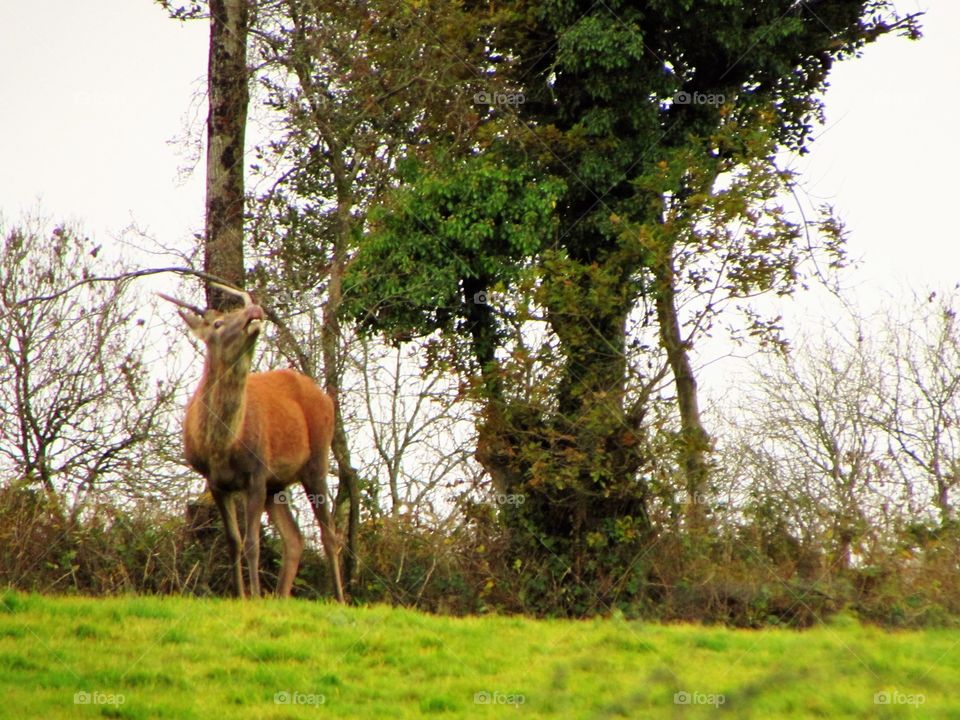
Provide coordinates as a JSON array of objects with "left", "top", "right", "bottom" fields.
[
  {"left": 243, "top": 483, "right": 266, "bottom": 598},
  {"left": 213, "top": 489, "right": 246, "bottom": 599}
]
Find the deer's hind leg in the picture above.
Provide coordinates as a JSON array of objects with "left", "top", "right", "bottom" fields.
[
  {"left": 301, "top": 457, "right": 345, "bottom": 602},
  {"left": 265, "top": 491, "right": 304, "bottom": 597}
]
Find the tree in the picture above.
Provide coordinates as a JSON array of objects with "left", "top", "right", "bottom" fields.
[
  {"left": 717, "top": 291, "right": 960, "bottom": 581},
  {"left": 737, "top": 328, "right": 889, "bottom": 570},
  {"left": 0, "top": 220, "right": 183, "bottom": 518},
  {"left": 345, "top": 0, "right": 921, "bottom": 611},
  {"left": 882, "top": 290, "right": 960, "bottom": 526},
  {"left": 350, "top": 337, "right": 479, "bottom": 521}
]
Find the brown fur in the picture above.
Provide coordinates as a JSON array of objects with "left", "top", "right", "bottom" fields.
[{"left": 184, "top": 369, "right": 334, "bottom": 490}]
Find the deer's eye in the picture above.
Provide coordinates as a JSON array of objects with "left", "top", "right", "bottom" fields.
[{"left": 213, "top": 320, "right": 224, "bottom": 329}]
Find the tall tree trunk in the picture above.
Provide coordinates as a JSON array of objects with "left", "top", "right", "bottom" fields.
[
  {"left": 652, "top": 250, "right": 710, "bottom": 529},
  {"left": 281, "top": 7, "right": 361, "bottom": 594},
  {"left": 204, "top": 0, "right": 249, "bottom": 309},
  {"left": 200, "top": 0, "right": 255, "bottom": 594},
  {"left": 325, "top": 195, "right": 361, "bottom": 593}
]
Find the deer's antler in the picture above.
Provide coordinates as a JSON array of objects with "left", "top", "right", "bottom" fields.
[
  {"left": 156, "top": 292, "right": 205, "bottom": 316},
  {"left": 209, "top": 281, "right": 254, "bottom": 307}
]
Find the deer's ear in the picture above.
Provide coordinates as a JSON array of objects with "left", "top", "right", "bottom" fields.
[{"left": 178, "top": 308, "right": 205, "bottom": 333}]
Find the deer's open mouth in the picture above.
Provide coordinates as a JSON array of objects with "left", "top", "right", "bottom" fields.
[{"left": 245, "top": 306, "right": 265, "bottom": 334}]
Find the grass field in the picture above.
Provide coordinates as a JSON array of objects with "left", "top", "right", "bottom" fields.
[{"left": 0, "top": 591, "right": 956, "bottom": 718}]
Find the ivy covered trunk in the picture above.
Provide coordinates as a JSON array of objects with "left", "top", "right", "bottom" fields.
[{"left": 473, "top": 242, "right": 651, "bottom": 613}]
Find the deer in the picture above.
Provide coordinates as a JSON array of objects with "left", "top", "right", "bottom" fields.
[{"left": 159, "top": 282, "right": 345, "bottom": 602}]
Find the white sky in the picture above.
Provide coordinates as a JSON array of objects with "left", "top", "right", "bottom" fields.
[
  {"left": 0, "top": 2, "right": 206, "bottom": 248},
  {"left": 785, "top": 0, "right": 959, "bottom": 306},
  {"left": 0, "top": 1, "right": 956, "bottom": 319}
]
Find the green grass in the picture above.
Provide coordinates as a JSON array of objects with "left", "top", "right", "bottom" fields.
[{"left": 0, "top": 590, "right": 957, "bottom": 718}]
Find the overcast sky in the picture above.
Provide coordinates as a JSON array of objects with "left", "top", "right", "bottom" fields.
[{"left": 0, "top": 1, "right": 956, "bottom": 319}]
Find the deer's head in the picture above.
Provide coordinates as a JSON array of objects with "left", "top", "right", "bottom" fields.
[{"left": 159, "top": 282, "right": 264, "bottom": 367}]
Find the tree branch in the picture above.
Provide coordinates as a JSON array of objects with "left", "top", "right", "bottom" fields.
[{"left": 6, "top": 265, "right": 316, "bottom": 378}]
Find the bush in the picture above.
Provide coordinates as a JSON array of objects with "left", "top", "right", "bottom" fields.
[
  {"left": 2, "top": 482, "right": 959, "bottom": 628},
  {"left": 0, "top": 485, "right": 283, "bottom": 597}
]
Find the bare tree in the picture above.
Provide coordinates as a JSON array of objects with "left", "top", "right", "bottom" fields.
[
  {"left": 0, "top": 220, "right": 184, "bottom": 518},
  {"left": 736, "top": 325, "right": 891, "bottom": 569},
  {"left": 348, "top": 336, "right": 479, "bottom": 520},
  {"left": 882, "top": 290, "right": 960, "bottom": 526}
]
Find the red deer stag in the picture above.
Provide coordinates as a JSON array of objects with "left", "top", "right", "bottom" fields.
[{"left": 160, "top": 283, "right": 345, "bottom": 601}]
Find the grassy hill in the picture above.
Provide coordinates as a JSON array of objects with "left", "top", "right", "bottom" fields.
[{"left": 0, "top": 590, "right": 956, "bottom": 718}]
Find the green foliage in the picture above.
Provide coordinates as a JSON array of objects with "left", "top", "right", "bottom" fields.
[
  {"left": 334, "top": 0, "right": 920, "bottom": 618},
  {"left": 346, "top": 153, "right": 564, "bottom": 342},
  {"left": 248, "top": 0, "right": 499, "bottom": 306}
]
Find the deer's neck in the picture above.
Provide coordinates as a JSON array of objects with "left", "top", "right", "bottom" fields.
[{"left": 197, "top": 352, "right": 252, "bottom": 459}]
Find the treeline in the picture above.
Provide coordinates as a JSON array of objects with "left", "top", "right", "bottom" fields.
[
  {"left": 1, "top": 224, "right": 957, "bottom": 626},
  {"left": 1, "top": 0, "right": 942, "bottom": 626}
]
